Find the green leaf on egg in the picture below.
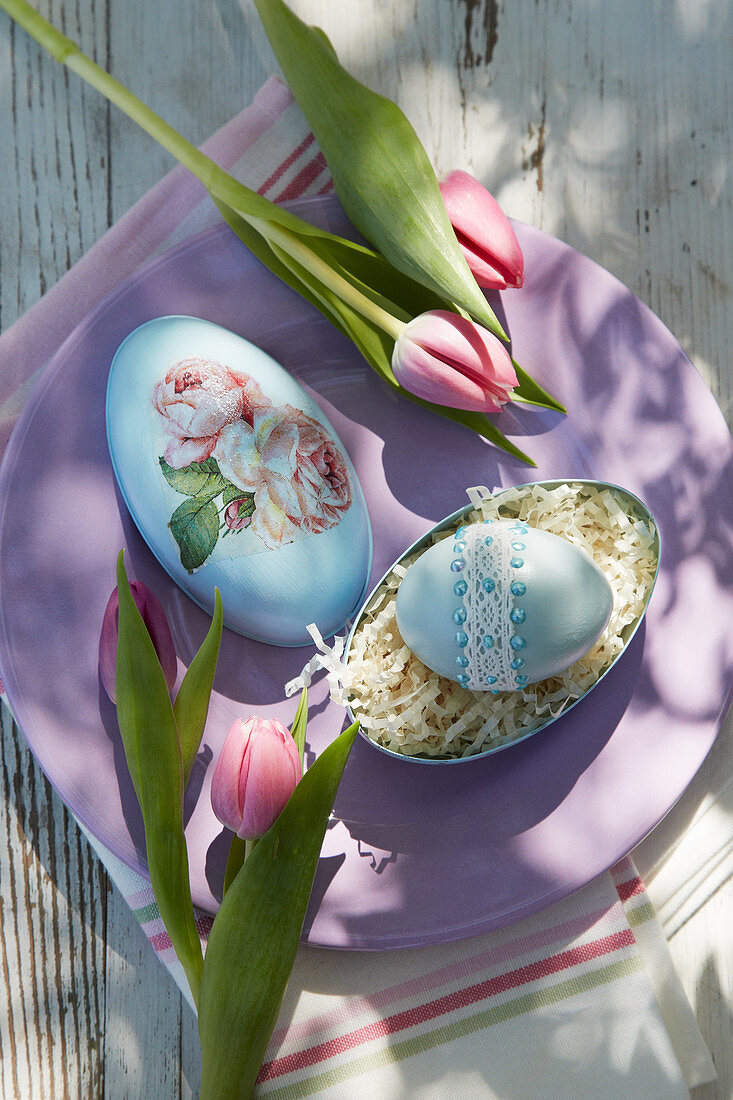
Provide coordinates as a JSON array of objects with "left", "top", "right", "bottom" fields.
[
  {"left": 159, "top": 457, "right": 230, "bottom": 498},
  {"left": 169, "top": 497, "right": 220, "bottom": 572},
  {"left": 221, "top": 484, "right": 256, "bottom": 512}
]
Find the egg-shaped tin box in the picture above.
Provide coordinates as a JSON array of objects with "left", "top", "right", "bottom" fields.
[
  {"left": 344, "top": 479, "right": 660, "bottom": 764},
  {"left": 106, "top": 315, "right": 372, "bottom": 645}
]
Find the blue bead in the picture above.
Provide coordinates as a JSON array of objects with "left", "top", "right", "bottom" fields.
[
  {"left": 452, "top": 606, "right": 467, "bottom": 624},
  {"left": 453, "top": 540, "right": 466, "bottom": 553},
  {"left": 515, "top": 674, "right": 529, "bottom": 686},
  {"left": 511, "top": 657, "right": 525, "bottom": 670},
  {"left": 487, "top": 675, "right": 498, "bottom": 684},
  {"left": 484, "top": 535, "right": 494, "bottom": 546},
  {"left": 482, "top": 634, "right": 494, "bottom": 649},
  {"left": 450, "top": 559, "right": 465, "bottom": 573},
  {"left": 510, "top": 608, "right": 526, "bottom": 624},
  {"left": 490, "top": 689, "right": 501, "bottom": 695},
  {"left": 511, "top": 541, "right": 525, "bottom": 552},
  {"left": 482, "top": 519, "right": 493, "bottom": 525},
  {"left": 455, "top": 526, "right": 467, "bottom": 538},
  {"left": 510, "top": 556, "right": 524, "bottom": 569},
  {"left": 481, "top": 577, "right": 495, "bottom": 593},
  {"left": 510, "top": 523, "right": 528, "bottom": 533},
  {"left": 511, "top": 581, "right": 526, "bottom": 597},
  {"left": 453, "top": 580, "right": 468, "bottom": 597},
  {"left": 457, "top": 673, "right": 470, "bottom": 685},
  {"left": 456, "top": 655, "right": 469, "bottom": 668},
  {"left": 455, "top": 631, "right": 469, "bottom": 647},
  {"left": 510, "top": 635, "right": 527, "bottom": 651}
]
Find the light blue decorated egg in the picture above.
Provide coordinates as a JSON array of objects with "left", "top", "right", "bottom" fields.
[
  {"left": 106, "top": 315, "right": 372, "bottom": 645},
  {"left": 395, "top": 520, "right": 612, "bottom": 690}
]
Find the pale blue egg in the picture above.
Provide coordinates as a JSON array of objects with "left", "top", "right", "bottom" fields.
[
  {"left": 395, "top": 521, "right": 612, "bottom": 690},
  {"left": 106, "top": 316, "right": 372, "bottom": 645}
]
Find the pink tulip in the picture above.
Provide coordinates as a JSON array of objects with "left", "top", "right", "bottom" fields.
[
  {"left": 439, "top": 170, "right": 524, "bottom": 290},
  {"left": 392, "top": 310, "right": 517, "bottom": 414},
  {"left": 99, "top": 580, "right": 177, "bottom": 702},
  {"left": 210, "top": 716, "right": 302, "bottom": 840}
]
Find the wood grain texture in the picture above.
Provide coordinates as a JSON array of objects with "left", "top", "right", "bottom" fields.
[
  {"left": 1, "top": 707, "right": 106, "bottom": 1099},
  {"left": 0, "top": 0, "right": 731, "bottom": 1096}
]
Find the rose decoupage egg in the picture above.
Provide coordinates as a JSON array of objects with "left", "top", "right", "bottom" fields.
[
  {"left": 106, "top": 315, "right": 372, "bottom": 645},
  {"left": 395, "top": 519, "right": 613, "bottom": 690}
]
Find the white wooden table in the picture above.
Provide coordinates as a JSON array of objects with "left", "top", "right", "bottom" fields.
[{"left": 1, "top": 1, "right": 731, "bottom": 1096}]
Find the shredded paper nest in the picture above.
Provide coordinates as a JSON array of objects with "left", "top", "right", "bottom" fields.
[{"left": 339, "top": 482, "right": 658, "bottom": 760}]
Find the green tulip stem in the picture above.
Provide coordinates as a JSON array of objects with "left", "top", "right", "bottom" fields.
[
  {"left": 223, "top": 837, "right": 258, "bottom": 900},
  {"left": 249, "top": 217, "right": 404, "bottom": 341},
  {"left": 0, "top": 0, "right": 230, "bottom": 196},
  {"left": 222, "top": 834, "right": 246, "bottom": 896},
  {"left": 221, "top": 834, "right": 259, "bottom": 898},
  {"left": 0, "top": 0, "right": 314, "bottom": 241},
  {"left": 1, "top": 0, "right": 406, "bottom": 345}
]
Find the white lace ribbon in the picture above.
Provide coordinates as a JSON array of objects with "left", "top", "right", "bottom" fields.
[
  {"left": 284, "top": 490, "right": 523, "bottom": 702},
  {"left": 461, "top": 522, "right": 519, "bottom": 690}
]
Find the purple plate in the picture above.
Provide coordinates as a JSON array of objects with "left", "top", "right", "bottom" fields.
[{"left": 1, "top": 196, "right": 732, "bottom": 949}]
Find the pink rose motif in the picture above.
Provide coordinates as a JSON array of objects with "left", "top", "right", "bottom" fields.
[
  {"left": 153, "top": 358, "right": 270, "bottom": 469},
  {"left": 224, "top": 497, "right": 253, "bottom": 531},
  {"left": 215, "top": 406, "right": 352, "bottom": 548}
]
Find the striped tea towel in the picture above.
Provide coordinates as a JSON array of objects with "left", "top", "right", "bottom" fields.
[{"left": 81, "top": 821, "right": 713, "bottom": 1098}]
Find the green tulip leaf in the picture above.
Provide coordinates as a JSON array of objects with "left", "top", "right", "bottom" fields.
[
  {"left": 511, "top": 362, "right": 566, "bottom": 414},
  {"left": 218, "top": 198, "right": 559, "bottom": 436},
  {"left": 253, "top": 0, "right": 507, "bottom": 340},
  {"left": 264, "top": 238, "right": 536, "bottom": 466},
  {"left": 213, "top": 197, "right": 351, "bottom": 328},
  {"left": 198, "top": 721, "right": 360, "bottom": 1100},
  {"left": 314, "top": 236, "right": 451, "bottom": 319},
  {"left": 114, "top": 551, "right": 203, "bottom": 1003},
  {"left": 173, "top": 589, "right": 223, "bottom": 783}
]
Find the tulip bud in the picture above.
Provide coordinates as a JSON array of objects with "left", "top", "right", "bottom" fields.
[
  {"left": 211, "top": 716, "right": 302, "bottom": 840},
  {"left": 439, "top": 170, "right": 524, "bottom": 290},
  {"left": 392, "top": 310, "right": 517, "bottom": 414},
  {"left": 99, "top": 580, "right": 177, "bottom": 702}
]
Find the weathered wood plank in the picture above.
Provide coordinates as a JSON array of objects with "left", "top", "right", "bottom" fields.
[
  {"left": 0, "top": 1, "right": 114, "bottom": 1095},
  {"left": 102, "top": 887, "right": 185, "bottom": 1099},
  {"left": 0, "top": 706, "right": 106, "bottom": 1098}
]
